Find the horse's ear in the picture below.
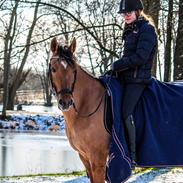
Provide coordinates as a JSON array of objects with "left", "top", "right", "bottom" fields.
[
  {"left": 69, "top": 37, "right": 76, "bottom": 53},
  {"left": 50, "top": 37, "right": 58, "bottom": 53}
]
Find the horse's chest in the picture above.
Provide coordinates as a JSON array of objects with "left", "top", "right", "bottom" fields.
[
  {"left": 67, "top": 133, "right": 78, "bottom": 150},
  {"left": 65, "top": 124, "right": 91, "bottom": 155},
  {"left": 66, "top": 127, "right": 84, "bottom": 151}
]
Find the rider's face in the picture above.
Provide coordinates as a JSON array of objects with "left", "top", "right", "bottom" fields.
[{"left": 122, "top": 11, "right": 137, "bottom": 24}]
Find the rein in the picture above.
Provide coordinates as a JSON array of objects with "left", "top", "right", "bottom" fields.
[{"left": 73, "top": 90, "right": 106, "bottom": 118}]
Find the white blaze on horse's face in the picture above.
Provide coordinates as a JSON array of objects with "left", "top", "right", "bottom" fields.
[
  {"left": 61, "top": 60, "right": 68, "bottom": 69},
  {"left": 50, "top": 56, "right": 68, "bottom": 70}
]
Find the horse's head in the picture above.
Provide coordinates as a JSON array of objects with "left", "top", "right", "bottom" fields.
[{"left": 49, "top": 37, "right": 77, "bottom": 111}]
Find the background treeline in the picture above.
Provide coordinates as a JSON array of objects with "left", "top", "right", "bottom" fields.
[{"left": 0, "top": 0, "right": 183, "bottom": 116}]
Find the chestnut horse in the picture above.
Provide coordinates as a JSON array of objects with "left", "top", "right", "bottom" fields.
[{"left": 49, "top": 37, "right": 110, "bottom": 183}]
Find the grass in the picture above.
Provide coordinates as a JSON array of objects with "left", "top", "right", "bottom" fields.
[
  {"left": 0, "top": 168, "right": 161, "bottom": 179},
  {"left": 134, "top": 167, "right": 158, "bottom": 174},
  {"left": 0, "top": 171, "right": 86, "bottom": 179}
]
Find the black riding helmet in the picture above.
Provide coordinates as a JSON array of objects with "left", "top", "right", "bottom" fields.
[{"left": 118, "top": 0, "right": 144, "bottom": 14}]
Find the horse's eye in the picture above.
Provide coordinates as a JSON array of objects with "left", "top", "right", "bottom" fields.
[{"left": 51, "top": 67, "right": 56, "bottom": 73}]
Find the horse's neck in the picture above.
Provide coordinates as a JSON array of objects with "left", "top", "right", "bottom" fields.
[{"left": 63, "top": 65, "right": 105, "bottom": 123}]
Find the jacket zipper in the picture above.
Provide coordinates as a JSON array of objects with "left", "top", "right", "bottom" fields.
[{"left": 134, "top": 67, "right": 138, "bottom": 78}]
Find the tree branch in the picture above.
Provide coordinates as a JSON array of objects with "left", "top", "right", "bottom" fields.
[{"left": 20, "top": 0, "right": 119, "bottom": 58}]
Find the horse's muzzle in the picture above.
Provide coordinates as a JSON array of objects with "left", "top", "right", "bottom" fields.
[{"left": 58, "top": 99, "right": 73, "bottom": 111}]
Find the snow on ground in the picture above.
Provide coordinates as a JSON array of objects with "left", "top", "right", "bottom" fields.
[
  {"left": 1, "top": 168, "right": 183, "bottom": 183},
  {"left": 1, "top": 114, "right": 183, "bottom": 182},
  {"left": 0, "top": 176, "right": 89, "bottom": 183},
  {"left": 126, "top": 168, "right": 183, "bottom": 183},
  {"left": 0, "top": 114, "right": 65, "bottom": 132}
]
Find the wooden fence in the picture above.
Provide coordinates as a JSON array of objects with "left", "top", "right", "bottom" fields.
[{"left": 0, "top": 90, "right": 45, "bottom": 104}]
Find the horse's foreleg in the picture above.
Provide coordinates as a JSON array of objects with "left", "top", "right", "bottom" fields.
[
  {"left": 90, "top": 163, "right": 106, "bottom": 183},
  {"left": 79, "top": 154, "right": 93, "bottom": 182}
]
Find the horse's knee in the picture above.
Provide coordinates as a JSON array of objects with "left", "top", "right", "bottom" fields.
[{"left": 91, "top": 164, "right": 105, "bottom": 183}]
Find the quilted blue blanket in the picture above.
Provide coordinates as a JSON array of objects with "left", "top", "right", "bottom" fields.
[{"left": 100, "top": 76, "right": 183, "bottom": 183}]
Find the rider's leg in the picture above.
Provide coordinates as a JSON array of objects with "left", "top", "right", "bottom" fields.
[{"left": 122, "top": 84, "right": 146, "bottom": 166}]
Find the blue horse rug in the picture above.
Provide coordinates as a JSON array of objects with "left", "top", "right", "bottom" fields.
[{"left": 100, "top": 76, "right": 183, "bottom": 183}]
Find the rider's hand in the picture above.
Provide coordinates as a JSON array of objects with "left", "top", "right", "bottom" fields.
[
  {"left": 112, "top": 59, "right": 129, "bottom": 72},
  {"left": 104, "top": 69, "right": 113, "bottom": 76}
]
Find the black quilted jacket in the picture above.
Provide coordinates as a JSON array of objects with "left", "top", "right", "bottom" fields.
[{"left": 112, "top": 17, "right": 157, "bottom": 84}]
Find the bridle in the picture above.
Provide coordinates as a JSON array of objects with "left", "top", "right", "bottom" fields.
[
  {"left": 48, "top": 55, "right": 106, "bottom": 118},
  {"left": 49, "top": 56, "right": 77, "bottom": 97}
]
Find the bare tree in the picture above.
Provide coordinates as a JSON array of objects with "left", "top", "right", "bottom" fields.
[
  {"left": 142, "top": 0, "right": 160, "bottom": 77},
  {"left": 173, "top": 0, "right": 183, "bottom": 80},
  {"left": 76, "top": 0, "right": 122, "bottom": 74},
  {"left": 164, "top": 0, "right": 173, "bottom": 82},
  {"left": 33, "top": 40, "right": 52, "bottom": 106},
  {"left": 6, "top": 0, "right": 41, "bottom": 110},
  {"left": 2, "top": 0, "right": 20, "bottom": 117},
  {"left": 22, "top": 1, "right": 120, "bottom": 56},
  {"left": 0, "top": 0, "right": 42, "bottom": 116},
  {"left": 0, "top": 0, "right": 5, "bottom": 9}
]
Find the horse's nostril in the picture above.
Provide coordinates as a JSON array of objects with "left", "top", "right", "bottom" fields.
[
  {"left": 59, "top": 99, "right": 64, "bottom": 106},
  {"left": 69, "top": 100, "right": 73, "bottom": 106}
]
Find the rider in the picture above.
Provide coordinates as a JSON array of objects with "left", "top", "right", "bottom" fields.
[{"left": 112, "top": 0, "right": 158, "bottom": 166}]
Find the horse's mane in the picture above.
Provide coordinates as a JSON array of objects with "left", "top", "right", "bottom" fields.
[
  {"left": 79, "top": 65, "right": 98, "bottom": 80},
  {"left": 58, "top": 44, "right": 98, "bottom": 80}
]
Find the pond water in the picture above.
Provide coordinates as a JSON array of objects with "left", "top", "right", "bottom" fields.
[
  {"left": 0, "top": 132, "right": 84, "bottom": 177},
  {"left": 0, "top": 104, "right": 60, "bottom": 113}
]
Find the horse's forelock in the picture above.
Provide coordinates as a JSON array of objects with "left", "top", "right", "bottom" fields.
[{"left": 58, "top": 45, "right": 75, "bottom": 66}]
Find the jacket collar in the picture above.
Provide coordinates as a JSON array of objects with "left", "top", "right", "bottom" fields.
[
  {"left": 133, "top": 16, "right": 148, "bottom": 28},
  {"left": 122, "top": 17, "right": 148, "bottom": 40},
  {"left": 127, "top": 16, "right": 147, "bottom": 29}
]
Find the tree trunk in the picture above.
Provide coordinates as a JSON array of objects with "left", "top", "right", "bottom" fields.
[
  {"left": 2, "top": 0, "right": 19, "bottom": 117},
  {"left": 142, "top": 0, "right": 160, "bottom": 77},
  {"left": 0, "top": 0, "right": 5, "bottom": 9},
  {"left": 45, "top": 90, "right": 52, "bottom": 106},
  {"left": 44, "top": 72, "right": 52, "bottom": 106},
  {"left": 7, "top": 69, "right": 31, "bottom": 109},
  {"left": 84, "top": 32, "right": 96, "bottom": 76},
  {"left": 7, "top": 0, "right": 40, "bottom": 110},
  {"left": 173, "top": 0, "right": 183, "bottom": 81},
  {"left": 7, "top": 85, "right": 15, "bottom": 110},
  {"left": 164, "top": 0, "right": 173, "bottom": 82}
]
